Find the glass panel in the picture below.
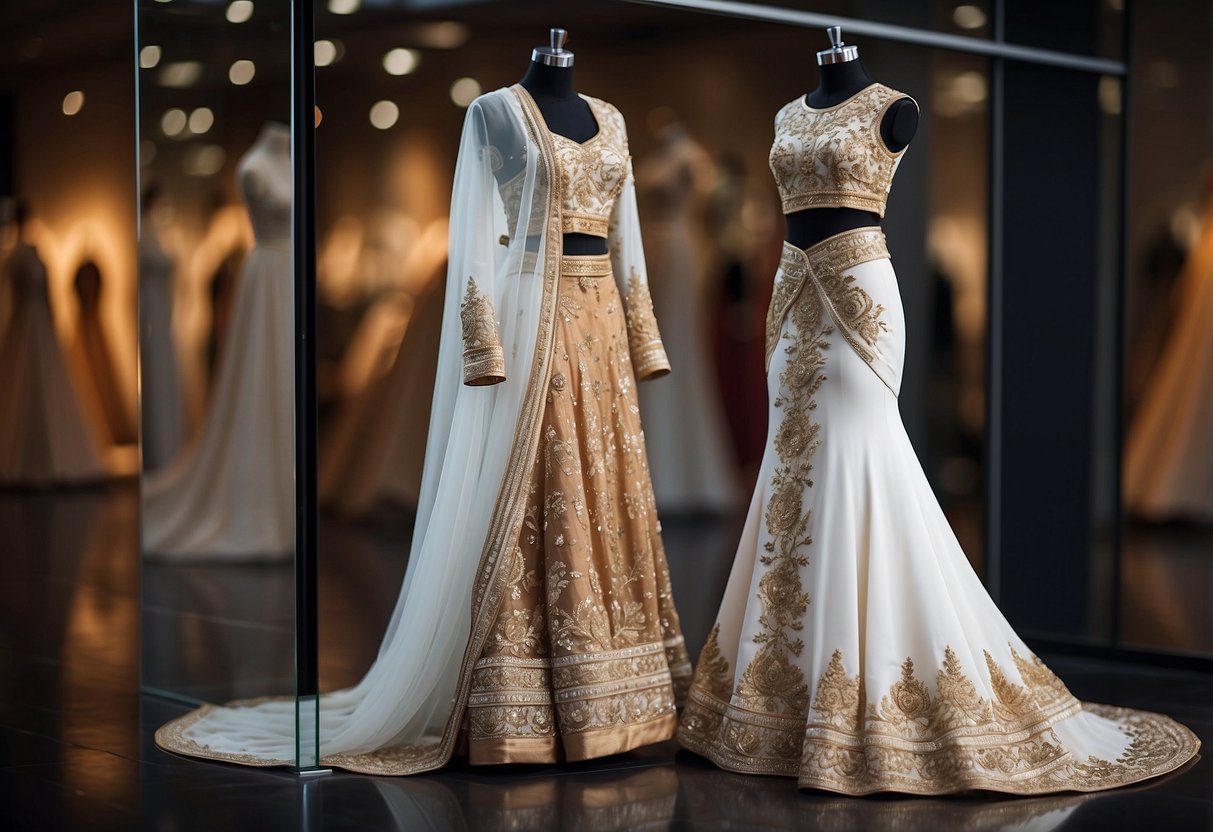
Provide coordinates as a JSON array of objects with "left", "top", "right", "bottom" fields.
[
  {"left": 1004, "top": 0, "right": 1125, "bottom": 61},
  {"left": 312, "top": 3, "right": 991, "bottom": 762},
  {"left": 719, "top": 0, "right": 995, "bottom": 40},
  {"left": 136, "top": 0, "right": 298, "bottom": 721},
  {"left": 1119, "top": 0, "right": 1213, "bottom": 655}
]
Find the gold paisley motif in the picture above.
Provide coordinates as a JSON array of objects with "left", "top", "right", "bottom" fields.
[
  {"left": 461, "top": 276, "right": 506, "bottom": 386},
  {"left": 803, "top": 229, "right": 890, "bottom": 366},
  {"left": 623, "top": 272, "right": 670, "bottom": 380}
]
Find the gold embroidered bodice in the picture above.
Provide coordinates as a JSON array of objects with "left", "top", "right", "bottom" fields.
[
  {"left": 499, "top": 91, "right": 630, "bottom": 238},
  {"left": 769, "top": 83, "right": 914, "bottom": 217}
]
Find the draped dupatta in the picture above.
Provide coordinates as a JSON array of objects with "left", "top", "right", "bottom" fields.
[{"left": 156, "top": 86, "right": 668, "bottom": 775}]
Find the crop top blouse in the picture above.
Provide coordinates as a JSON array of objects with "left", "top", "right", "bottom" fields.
[
  {"left": 768, "top": 82, "right": 916, "bottom": 218},
  {"left": 497, "top": 91, "right": 631, "bottom": 238}
]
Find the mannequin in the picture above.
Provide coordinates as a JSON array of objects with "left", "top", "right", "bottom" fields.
[
  {"left": 519, "top": 28, "right": 606, "bottom": 256},
  {"left": 786, "top": 28, "right": 919, "bottom": 250}
]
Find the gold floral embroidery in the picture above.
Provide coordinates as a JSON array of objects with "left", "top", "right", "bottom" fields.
[
  {"left": 681, "top": 641, "right": 1200, "bottom": 794},
  {"left": 805, "top": 229, "right": 890, "bottom": 364},
  {"left": 623, "top": 272, "right": 670, "bottom": 380},
  {"left": 461, "top": 276, "right": 506, "bottom": 386},
  {"left": 768, "top": 84, "right": 912, "bottom": 217},
  {"left": 537, "top": 93, "right": 629, "bottom": 238}
]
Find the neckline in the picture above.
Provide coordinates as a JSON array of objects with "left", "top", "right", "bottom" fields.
[
  {"left": 800, "top": 82, "right": 880, "bottom": 113},
  {"left": 514, "top": 84, "right": 602, "bottom": 146}
]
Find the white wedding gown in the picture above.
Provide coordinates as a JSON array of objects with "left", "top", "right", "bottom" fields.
[
  {"left": 0, "top": 242, "right": 106, "bottom": 485},
  {"left": 138, "top": 226, "right": 184, "bottom": 472},
  {"left": 678, "top": 85, "right": 1199, "bottom": 795},
  {"left": 142, "top": 132, "right": 294, "bottom": 560}
]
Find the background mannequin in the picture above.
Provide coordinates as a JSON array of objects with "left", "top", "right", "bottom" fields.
[
  {"left": 142, "top": 123, "right": 294, "bottom": 560},
  {"left": 0, "top": 200, "right": 105, "bottom": 485},
  {"left": 785, "top": 31, "right": 919, "bottom": 250},
  {"left": 139, "top": 185, "right": 184, "bottom": 470},
  {"left": 519, "top": 30, "right": 606, "bottom": 256}
]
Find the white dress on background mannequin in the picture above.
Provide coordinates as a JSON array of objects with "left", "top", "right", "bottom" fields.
[
  {"left": 636, "top": 127, "right": 738, "bottom": 513},
  {"left": 678, "top": 84, "right": 1200, "bottom": 794},
  {"left": 1123, "top": 205, "right": 1213, "bottom": 522},
  {"left": 138, "top": 222, "right": 183, "bottom": 471},
  {"left": 142, "top": 123, "right": 294, "bottom": 560},
  {"left": 0, "top": 240, "right": 106, "bottom": 485}
]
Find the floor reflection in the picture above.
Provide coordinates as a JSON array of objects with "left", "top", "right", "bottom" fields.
[{"left": 1122, "top": 521, "right": 1213, "bottom": 653}]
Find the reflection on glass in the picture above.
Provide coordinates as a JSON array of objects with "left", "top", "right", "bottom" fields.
[
  {"left": 142, "top": 124, "right": 294, "bottom": 561},
  {"left": 0, "top": 200, "right": 106, "bottom": 485},
  {"left": 139, "top": 186, "right": 184, "bottom": 470}
]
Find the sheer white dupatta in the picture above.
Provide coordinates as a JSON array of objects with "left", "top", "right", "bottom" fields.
[{"left": 156, "top": 88, "right": 561, "bottom": 774}]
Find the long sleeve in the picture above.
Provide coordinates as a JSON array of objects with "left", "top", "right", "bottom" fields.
[
  {"left": 450, "top": 100, "right": 508, "bottom": 386},
  {"left": 609, "top": 170, "right": 671, "bottom": 381}
]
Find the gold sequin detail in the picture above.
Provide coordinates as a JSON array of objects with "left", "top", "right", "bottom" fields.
[{"left": 461, "top": 276, "right": 506, "bottom": 386}]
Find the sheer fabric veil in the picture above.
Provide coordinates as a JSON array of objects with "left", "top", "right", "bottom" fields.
[{"left": 158, "top": 89, "right": 556, "bottom": 768}]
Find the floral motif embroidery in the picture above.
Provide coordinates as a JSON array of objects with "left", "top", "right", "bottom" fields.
[
  {"left": 623, "top": 272, "right": 670, "bottom": 380},
  {"left": 768, "top": 84, "right": 913, "bottom": 217},
  {"left": 548, "top": 96, "right": 630, "bottom": 237},
  {"left": 805, "top": 229, "right": 890, "bottom": 365},
  {"left": 460, "top": 276, "right": 506, "bottom": 386}
]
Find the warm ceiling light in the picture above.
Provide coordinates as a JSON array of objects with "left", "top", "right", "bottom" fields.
[
  {"left": 383, "top": 48, "right": 419, "bottom": 77},
  {"left": 226, "top": 1, "right": 254, "bottom": 23},
  {"left": 229, "top": 59, "right": 256, "bottom": 85},
  {"left": 189, "top": 107, "right": 214, "bottom": 134},
  {"left": 139, "top": 45, "right": 161, "bottom": 69},
  {"left": 161, "top": 108, "right": 187, "bottom": 136},
  {"left": 328, "top": 0, "right": 360, "bottom": 14},
  {"left": 62, "top": 91, "right": 84, "bottom": 116},
  {"left": 314, "top": 106, "right": 323, "bottom": 127},
  {"left": 449, "top": 77, "right": 481, "bottom": 108},
  {"left": 412, "top": 21, "right": 469, "bottom": 49},
  {"left": 369, "top": 100, "right": 398, "bottom": 130},
  {"left": 315, "top": 39, "right": 339, "bottom": 67},
  {"left": 952, "top": 4, "right": 987, "bottom": 30},
  {"left": 159, "top": 61, "right": 202, "bottom": 88}
]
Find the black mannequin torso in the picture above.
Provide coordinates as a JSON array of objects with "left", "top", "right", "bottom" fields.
[
  {"left": 786, "top": 57, "right": 919, "bottom": 250},
  {"left": 520, "top": 60, "right": 607, "bottom": 255}
]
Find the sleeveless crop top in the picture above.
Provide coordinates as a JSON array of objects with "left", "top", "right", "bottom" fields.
[
  {"left": 499, "top": 90, "right": 631, "bottom": 238},
  {"left": 768, "top": 83, "right": 916, "bottom": 218}
]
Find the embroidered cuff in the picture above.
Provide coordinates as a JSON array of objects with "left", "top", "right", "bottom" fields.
[
  {"left": 461, "top": 277, "right": 506, "bottom": 386},
  {"left": 624, "top": 274, "right": 671, "bottom": 381}
]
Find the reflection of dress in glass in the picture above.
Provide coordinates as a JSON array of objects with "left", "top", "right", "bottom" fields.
[
  {"left": 142, "top": 125, "right": 294, "bottom": 559},
  {"left": 138, "top": 224, "right": 183, "bottom": 471},
  {"left": 157, "top": 87, "right": 690, "bottom": 772},
  {"left": 1123, "top": 205, "right": 1213, "bottom": 522},
  {"left": 70, "top": 261, "right": 136, "bottom": 446},
  {"left": 678, "top": 85, "right": 1199, "bottom": 794},
  {"left": 636, "top": 127, "right": 737, "bottom": 513},
  {"left": 0, "top": 241, "right": 105, "bottom": 485}
]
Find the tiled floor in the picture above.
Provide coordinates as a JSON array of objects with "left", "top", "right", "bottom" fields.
[{"left": 1, "top": 483, "right": 1210, "bottom": 831}]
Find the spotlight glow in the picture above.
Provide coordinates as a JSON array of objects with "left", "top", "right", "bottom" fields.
[
  {"left": 315, "top": 39, "right": 338, "bottom": 67},
  {"left": 952, "top": 4, "right": 987, "bottom": 30},
  {"left": 383, "top": 48, "right": 419, "bottom": 76},
  {"left": 449, "top": 77, "right": 481, "bottom": 108},
  {"left": 139, "top": 45, "right": 161, "bottom": 69},
  {"left": 185, "top": 144, "right": 227, "bottom": 177},
  {"left": 62, "top": 90, "right": 85, "bottom": 116},
  {"left": 159, "top": 61, "right": 202, "bottom": 88},
  {"left": 328, "top": 0, "right": 360, "bottom": 14},
  {"left": 188, "top": 107, "right": 214, "bottom": 134},
  {"left": 226, "top": 1, "right": 254, "bottom": 23},
  {"left": 229, "top": 59, "right": 256, "bottom": 85},
  {"left": 161, "top": 108, "right": 188, "bottom": 136},
  {"left": 369, "top": 100, "right": 399, "bottom": 130}
]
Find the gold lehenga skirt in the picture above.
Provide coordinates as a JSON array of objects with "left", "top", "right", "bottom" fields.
[{"left": 466, "top": 253, "right": 692, "bottom": 764}]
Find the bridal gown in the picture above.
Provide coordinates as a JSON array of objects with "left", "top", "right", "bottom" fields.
[
  {"left": 635, "top": 130, "right": 738, "bottom": 513},
  {"left": 157, "top": 87, "right": 689, "bottom": 772},
  {"left": 0, "top": 241, "right": 105, "bottom": 485},
  {"left": 1123, "top": 204, "right": 1213, "bottom": 522},
  {"left": 142, "top": 134, "right": 294, "bottom": 560},
  {"left": 677, "top": 83, "right": 1200, "bottom": 794}
]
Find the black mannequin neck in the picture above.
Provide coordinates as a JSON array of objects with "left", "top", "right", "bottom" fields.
[
  {"left": 520, "top": 60, "right": 577, "bottom": 100},
  {"left": 806, "top": 58, "right": 874, "bottom": 108},
  {"left": 519, "top": 58, "right": 605, "bottom": 255}
]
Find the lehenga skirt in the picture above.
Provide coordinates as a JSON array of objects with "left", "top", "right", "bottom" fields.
[
  {"left": 677, "top": 227, "right": 1200, "bottom": 795},
  {"left": 466, "top": 252, "right": 692, "bottom": 764}
]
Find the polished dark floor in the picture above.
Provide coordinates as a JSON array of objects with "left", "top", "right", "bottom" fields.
[{"left": 1, "top": 484, "right": 1211, "bottom": 831}]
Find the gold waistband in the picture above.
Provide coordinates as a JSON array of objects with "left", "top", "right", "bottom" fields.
[
  {"left": 561, "top": 253, "right": 613, "bottom": 279},
  {"left": 782, "top": 225, "right": 888, "bottom": 270},
  {"left": 562, "top": 213, "right": 611, "bottom": 238}
]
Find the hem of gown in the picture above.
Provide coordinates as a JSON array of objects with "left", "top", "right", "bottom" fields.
[
  {"left": 469, "top": 712, "right": 678, "bottom": 765},
  {"left": 678, "top": 694, "right": 1200, "bottom": 796}
]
